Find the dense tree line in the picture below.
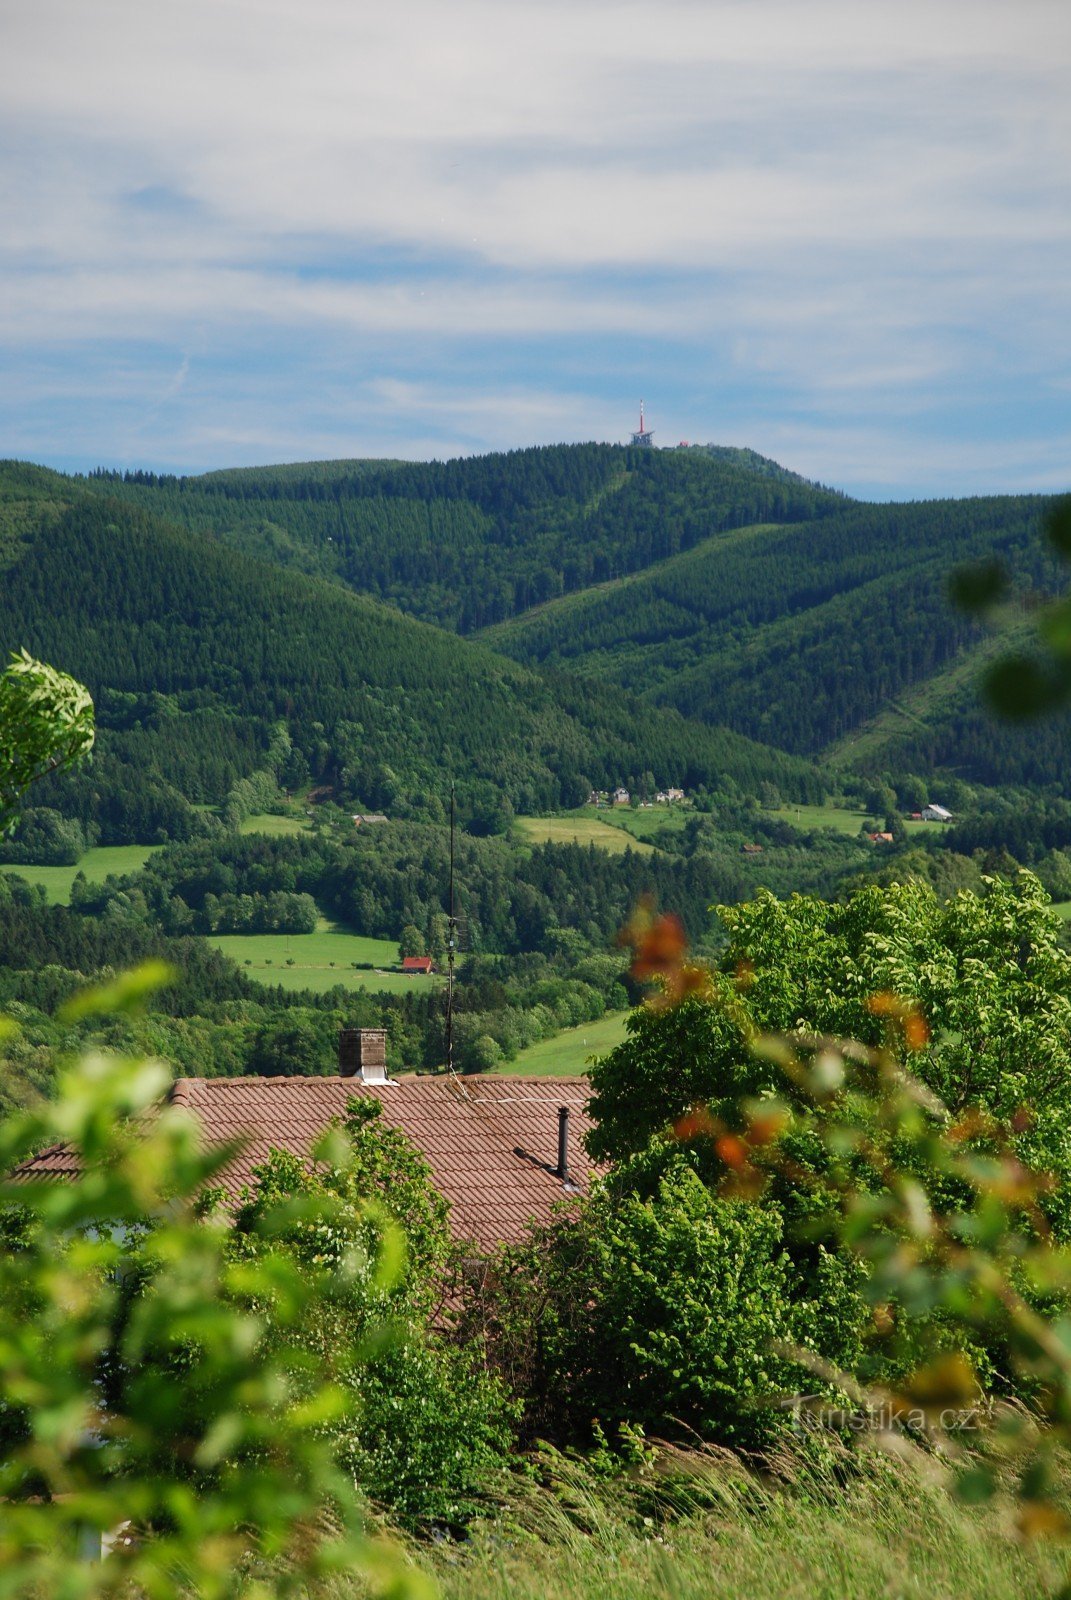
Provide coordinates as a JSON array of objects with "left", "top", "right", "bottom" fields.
[{"left": 65, "top": 824, "right": 746, "bottom": 953}]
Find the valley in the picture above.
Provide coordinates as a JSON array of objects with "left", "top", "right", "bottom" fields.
[
  {"left": 1, "top": 441, "right": 1069, "bottom": 1104},
  {"left": 3, "top": 440, "right": 1071, "bottom": 1600}
]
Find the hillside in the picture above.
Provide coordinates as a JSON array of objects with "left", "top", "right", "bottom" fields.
[
  {"left": 482, "top": 494, "right": 1065, "bottom": 784},
  {"left": 81, "top": 444, "right": 847, "bottom": 631},
  {"left": 84, "top": 444, "right": 1070, "bottom": 785},
  {"left": 0, "top": 462, "right": 821, "bottom": 842}
]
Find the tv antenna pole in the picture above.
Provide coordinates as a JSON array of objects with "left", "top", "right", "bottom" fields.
[{"left": 445, "top": 783, "right": 457, "bottom": 1077}]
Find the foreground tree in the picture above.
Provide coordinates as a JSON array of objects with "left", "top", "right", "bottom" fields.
[
  {"left": 588, "top": 877, "right": 1071, "bottom": 1234},
  {"left": 0, "top": 1012, "right": 431, "bottom": 1597}
]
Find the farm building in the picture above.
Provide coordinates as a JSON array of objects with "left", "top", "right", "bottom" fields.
[
  {"left": 921, "top": 804, "right": 953, "bottom": 822},
  {"left": 401, "top": 955, "right": 434, "bottom": 974}
]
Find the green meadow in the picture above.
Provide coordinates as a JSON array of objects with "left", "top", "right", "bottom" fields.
[
  {"left": 238, "top": 811, "right": 313, "bottom": 837},
  {"left": 770, "top": 802, "right": 948, "bottom": 837},
  {"left": 514, "top": 813, "right": 656, "bottom": 855},
  {"left": 0, "top": 844, "right": 161, "bottom": 905},
  {"left": 208, "top": 925, "right": 443, "bottom": 995},
  {"left": 590, "top": 804, "right": 693, "bottom": 843},
  {"left": 498, "top": 1008, "right": 630, "bottom": 1076}
]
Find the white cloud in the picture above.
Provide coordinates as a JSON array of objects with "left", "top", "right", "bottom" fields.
[{"left": 0, "top": 0, "right": 1069, "bottom": 485}]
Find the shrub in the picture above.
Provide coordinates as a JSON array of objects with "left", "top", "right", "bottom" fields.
[
  {"left": 0, "top": 1023, "right": 425, "bottom": 1596},
  {"left": 230, "top": 1101, "right": 515, "bottom": 1528},
  {"left": 475, "top": 1159, "right": 811, "bottom": 1450}
]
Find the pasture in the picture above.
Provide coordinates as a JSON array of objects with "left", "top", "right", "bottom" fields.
[
  {"left": 0, "top": 844, "right": 161, "bottom": 905},
  {"left": 497, "top": 1008, "right": 630, "bottom": 1076},
  {"left": 591, "top": 803, "right": 692, "bottom": 843},
  {"left": 771, "top": 802, "right": 949, "bottom": 837},
  {"left": 208, "top": 926, "right": 443, "bottom": 995},
  {"left": 238, "top": 812, "right": 312, "bottom": 837},
  {"left": 514, "top": 813, "right": 656, "bottom": 855}
]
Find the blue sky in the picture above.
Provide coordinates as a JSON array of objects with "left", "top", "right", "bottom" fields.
[{"left": 2, "top": 0, "right": 1070, "bottom": 498}]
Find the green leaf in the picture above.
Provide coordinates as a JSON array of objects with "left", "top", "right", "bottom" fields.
[
  {"left": 58, "top": 960, "right": 177, "bottom": 1020},
  {"left": 1045, "top": 497, "right": 1071, "bottom": 560},
  {"left": 982, "top": 656, "right": 1066, "bottom": 719},
  {"left": 947, "top": 558, "right": 1008, "bottom": 614},
  {"left": 955, "top": 1465, "right": 996, "bottom": 1505}
]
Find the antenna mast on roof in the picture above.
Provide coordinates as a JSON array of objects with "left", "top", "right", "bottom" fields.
[{"left": 445, "top": 783, "right": 457, "bottom": 1078}]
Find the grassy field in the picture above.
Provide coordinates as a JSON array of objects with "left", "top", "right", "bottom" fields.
[
  {"left": 771, "top": 802, "right": 948, "bottom": 838},
  {"left": 591, "top": 805, "right": 693, "bottom": 843},
  {"left": 514, "top": 813, "right": 656, "bottom": 855},
  {"left": 424, "top": 1458, "right": 1068, "bottom": 1600},
  {"left": 208, "top": 927, "right": 443, "bottom": 995},
  {"left": 497, "top": 1009, "right": 630, "bottom": 1076},
  {"left": 0, "top": 844, "right": 161, "bottom": 905},
  {"left": 238, "top": 812, "right": 312, "bottom": 837}
]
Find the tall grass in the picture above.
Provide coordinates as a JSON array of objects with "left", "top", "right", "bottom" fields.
[{"left": 416, "top": 1442, "right": 1070, "bottom": 1600}]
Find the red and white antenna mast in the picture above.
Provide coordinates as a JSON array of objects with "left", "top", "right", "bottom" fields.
[{"left": 630, "top": 399, "right": 654, "bottom": 447}]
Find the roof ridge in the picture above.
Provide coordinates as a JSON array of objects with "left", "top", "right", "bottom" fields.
[{"left": 170, "top": 1073, "right": 591, "bottom": 1089}]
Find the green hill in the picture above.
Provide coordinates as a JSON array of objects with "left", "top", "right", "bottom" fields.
[
  {"left": 8, "top": 445, "right": 1066, "bottom": 801},
  {"left": 482, "top": 495, "right": 1065, "bottom": 784},
  {"left": 0, "top": 463, "right": 821, "bottom": 843},
  {"left": 80, "top": 444, "right": 847, "bottom": 632}
]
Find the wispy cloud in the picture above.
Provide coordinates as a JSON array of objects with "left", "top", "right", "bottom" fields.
[{"left": 1, "top": 0, "right": 1069, "bottom": 492}]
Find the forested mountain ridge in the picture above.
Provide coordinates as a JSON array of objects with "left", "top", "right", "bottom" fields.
[
  {"left": 482, "top": 493, "right": 1066, "bottom": 784},
  {"left": 8, "top": 446, "right": 1067, "bottom": 797},
  {"left": 82, "top": 443, "right": 847, "bottom": 631},
  {"left": 0, "top": 463, "right": 822, "bottom": 841}
]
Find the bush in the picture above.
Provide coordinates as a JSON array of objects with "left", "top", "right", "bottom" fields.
[
  {"left": 339, "top": 1337, "right": 512, "bottom": 1529},
  {"left": 0, "top": 806, "right": 87, "bottom": 865},
  {"left": 476, "top": 1160, "right": 812, "bottom": 1449},
  {"left": 0, "top": 1033, "right": 417, "bottom": 1596},
  {"left": 231, "top": 1102, "right": 515, "bottom": 1528},
  {"left": 467, "top": 1034, "right": 503, "bottom": 1073}
]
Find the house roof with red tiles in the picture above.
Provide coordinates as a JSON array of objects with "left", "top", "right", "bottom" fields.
[
  {"left": 16, "top": 1074, "right": 597, "bottom": 1255},
  {"left": 401, "top": 955, "right": 434, "bottom": 973}
]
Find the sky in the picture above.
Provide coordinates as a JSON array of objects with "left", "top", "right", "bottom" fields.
[{"left": 2, "top": 0, "right": 1070, "bottom": 498}]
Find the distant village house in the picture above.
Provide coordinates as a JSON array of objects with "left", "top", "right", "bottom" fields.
[{"left": 590, "top": 785, "right": 686, "bottom": 808}]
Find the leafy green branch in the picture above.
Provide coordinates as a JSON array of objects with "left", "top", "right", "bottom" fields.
[
  {"left": 617, "top": 909, "right": 1071, "bottom": 1543},
  {"left": 0, "top": 648, "right": 95, "bottom": 835}
]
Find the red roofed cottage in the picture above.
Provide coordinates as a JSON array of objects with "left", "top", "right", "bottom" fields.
[{"left": 16, "top": 1030, "right": 596, "bottom": 1254}]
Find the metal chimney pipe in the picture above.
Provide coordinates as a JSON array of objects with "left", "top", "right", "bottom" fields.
[{"left": 557, "top": 1105, "right": 570, "bottom": 1183}]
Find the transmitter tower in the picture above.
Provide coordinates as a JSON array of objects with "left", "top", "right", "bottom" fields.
[{"left": 630, "top": 400, "right": 655, "bottom": 447}]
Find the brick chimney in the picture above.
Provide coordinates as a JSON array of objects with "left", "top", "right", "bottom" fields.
[{"left": 338, "top": 1027, "right": 389, "bottom": 1084}]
